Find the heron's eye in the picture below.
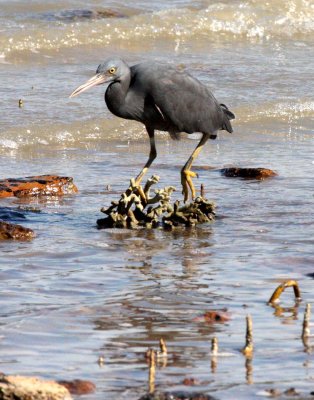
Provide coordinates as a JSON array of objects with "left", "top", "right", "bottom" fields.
[{"left": 109, "top": 67, "right": 116, "bottom": 74}]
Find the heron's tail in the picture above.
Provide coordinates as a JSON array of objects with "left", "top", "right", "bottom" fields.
[{"left": 220, "top": 103, "right": 235, "bottom": 133}]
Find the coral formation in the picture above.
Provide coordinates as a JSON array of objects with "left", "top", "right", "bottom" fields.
[{"left": 97, "top": 175, "right": 215, "bottom": 230}]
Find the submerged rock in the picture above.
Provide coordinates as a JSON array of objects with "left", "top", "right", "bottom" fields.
[
  {"left": 220, "top": 167, "right": 277, "bottom": 179},
  {"left": 0, "top": 207, "right": 26, "bottom": 221},
  {"left": 262, "top": 387, "right": 302, "bottom": 397},
  {"left": 43, "top": 9, "right": 125, "bottom": 22},
  {"left": 0, "top": 221, "right": 35, "bottom": 240},
  {"left": 0, "top": 175, "right": 78, "bottom": 198},
  {"left": 182, "top": 378, "right": 200, "bottom": 386},
  {"left": 0, "top": 375, "right": 72, "bottom": 400},
  {"left": 97, "top": 175, "right": 215, "bottom": 230},
  {"left": 194, "top": 309, "right": 230, "bottom": 324},
  {"left": 57, "top": 380, "right": 96, "bottom": 395},
  {"left": 138, "top": 391, "right": 216, "bottom": 400}
]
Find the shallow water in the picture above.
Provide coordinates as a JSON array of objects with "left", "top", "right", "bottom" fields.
[{"left": 0, "top": 0, "right": 314, "bottom": 399}]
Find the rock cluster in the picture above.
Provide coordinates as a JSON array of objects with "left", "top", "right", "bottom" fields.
[
  {"left": 97, "top": 175, "right": 215, "bottom": 230},
  {"left": 0, "top": 175, "right": 78, "bottom": 198},
  {"left": 0, "top": 175, "right": 78, "bottom": 240}
]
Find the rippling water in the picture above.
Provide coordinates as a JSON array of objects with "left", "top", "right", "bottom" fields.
[{"left": 0, "top": 0, "right": 313, "bottom": 399}]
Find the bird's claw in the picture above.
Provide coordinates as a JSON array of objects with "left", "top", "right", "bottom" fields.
[
  {"left": 185, "top": 170, "right": 198, "bottom": 179},
  {"left": 181, "top": 169, "right": 198, "bottom": 202}
]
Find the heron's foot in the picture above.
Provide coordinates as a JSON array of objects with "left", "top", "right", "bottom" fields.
[
  {"left": 134, "top": 167, "right": 149, "bottom": 187},
  {"left": 181, "top": 169, "right": 198, "bottom": 202}
]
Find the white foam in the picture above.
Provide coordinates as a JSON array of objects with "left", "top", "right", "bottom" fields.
[
  {"left": 0, "top": 139, "right": 19, "bottom": 149},
  {"left": 1, "top": 0, "right": 314, "bottom": 57}
]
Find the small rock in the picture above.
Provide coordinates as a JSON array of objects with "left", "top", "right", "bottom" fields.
[
  {"left": 97, "top": 356, "right": 105, "bottom": 366},
  {"left": 0, "top": 375, "right": 72, "bottom": 400},
  {"left": 0, "top": 175, "right": 78, "bottom": 198},
  {"left": 220, "top": 167, "right": 277, "bottom": 180},
  {"left": 44, "top": 9, "right": 125, "bottom": 22},
  {"left": 264, "top": 388, "right": 281, "bottom": 397},
  {"left": 0, "top": 221, "right": 35, "bottom": 240},
  {"left": 193, "top": 309, "right": 230, "bottom": 324},
  {"left": 138, "top": 392, "right": 215, "bottom": 400},
  {"left": 58, "top": 380, "right": 96, "bottom": 395},
  {"left": 96, "top": 9, "right": 125, "bottom": 18},
  {"left": 182, "top": 377, "right": 199, "bottom": 386},
  {"left": 283, "top": 388, "right": 299, "bottom": 396}
]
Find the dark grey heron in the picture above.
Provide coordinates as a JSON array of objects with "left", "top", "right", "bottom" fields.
[{"left": 70, "top": 58, "right": 235, "bottom": 201}]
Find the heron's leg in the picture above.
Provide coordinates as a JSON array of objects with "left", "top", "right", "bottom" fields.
[
  {"left": 181, "top": 133, "right": 210, "bottom": 202},
  {"left": 135, "top": 128, "right": 157, "bottom": 185}
]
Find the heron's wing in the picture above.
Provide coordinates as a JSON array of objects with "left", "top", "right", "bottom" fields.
[{"left": 148, "top": 67, "right": 225, "bottom": 134}]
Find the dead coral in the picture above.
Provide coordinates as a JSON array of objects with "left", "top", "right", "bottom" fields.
[
  {"left": 97, "top": 175, "right": 215, "bottom": 230},
  {"left": 0, "top": 375, "right": 71, "bottom": 400}
]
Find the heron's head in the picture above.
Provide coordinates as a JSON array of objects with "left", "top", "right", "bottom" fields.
[{"left": 69, "top": 58, "right": 129, "bottom": 98}]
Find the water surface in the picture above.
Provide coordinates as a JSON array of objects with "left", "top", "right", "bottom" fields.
[{"left": 0, "top": 0, "right": 313, "bottom": 399}]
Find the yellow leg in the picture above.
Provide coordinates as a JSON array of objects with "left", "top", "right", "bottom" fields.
[
  {"left": 181, "top": 133, "right": 210, "bottom": 202},
  {"left": 135, "top": 128, "right": 156, "bottom": 185}
]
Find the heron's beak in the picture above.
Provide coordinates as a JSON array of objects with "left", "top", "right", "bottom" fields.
[{"left": 69, "top": 73, "right": 109, "bottom": 98}]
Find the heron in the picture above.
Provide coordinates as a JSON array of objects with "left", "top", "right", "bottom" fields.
[{"left": 70, "top": 58, "right": 235, "bottom": 201}]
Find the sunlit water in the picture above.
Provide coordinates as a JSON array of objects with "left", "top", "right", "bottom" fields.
[{"left": 0, "top": 0, "right": 313, "bottom": 399}]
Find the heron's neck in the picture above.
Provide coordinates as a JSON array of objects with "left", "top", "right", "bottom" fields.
[{"left": 105, "top": 75, "right": 131, "bottom": 119}]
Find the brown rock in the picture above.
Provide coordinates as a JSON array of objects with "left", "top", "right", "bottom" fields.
[
  {"left": 58, "top": 380, "right": 96, "bottom": 395},
  {"left": 283, "top": 387, "right": 299, "bottom": 396},
  {"left": 265, "top": 388, "right": 281, "bottom": 397},
  {"left": 0, "top": 175, "right": 78, "bottom": 198},
  {"left": 96, "top": 9, "right": 125, "bottom": 18},
  {"left": 139, "top": 392, "right": 215, "bottom": 400},
  {"left": 0, "top": 221, "right": 35, "bottom": 240},
  {"left": 220, "top": 167, "right": 277, "bottom": 180},
  {"left": 50, "top": 9, "right": 125, "bottom": 22},
  {"left": 193, "top": 309, "right": 230, "bottom": 324},
  {"left": 182, "top": 377, "right": 199, "bottom": 386},
  {"left": 0, "top": 375, "right": 72, "bottom": 400}
]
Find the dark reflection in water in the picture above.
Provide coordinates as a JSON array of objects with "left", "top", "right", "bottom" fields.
[
  {"left": 270, "top": 302, "right": 300, "bottom": 322},
  {"left": 108, "top": 226, "right": 215, "bottom": 280}
]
